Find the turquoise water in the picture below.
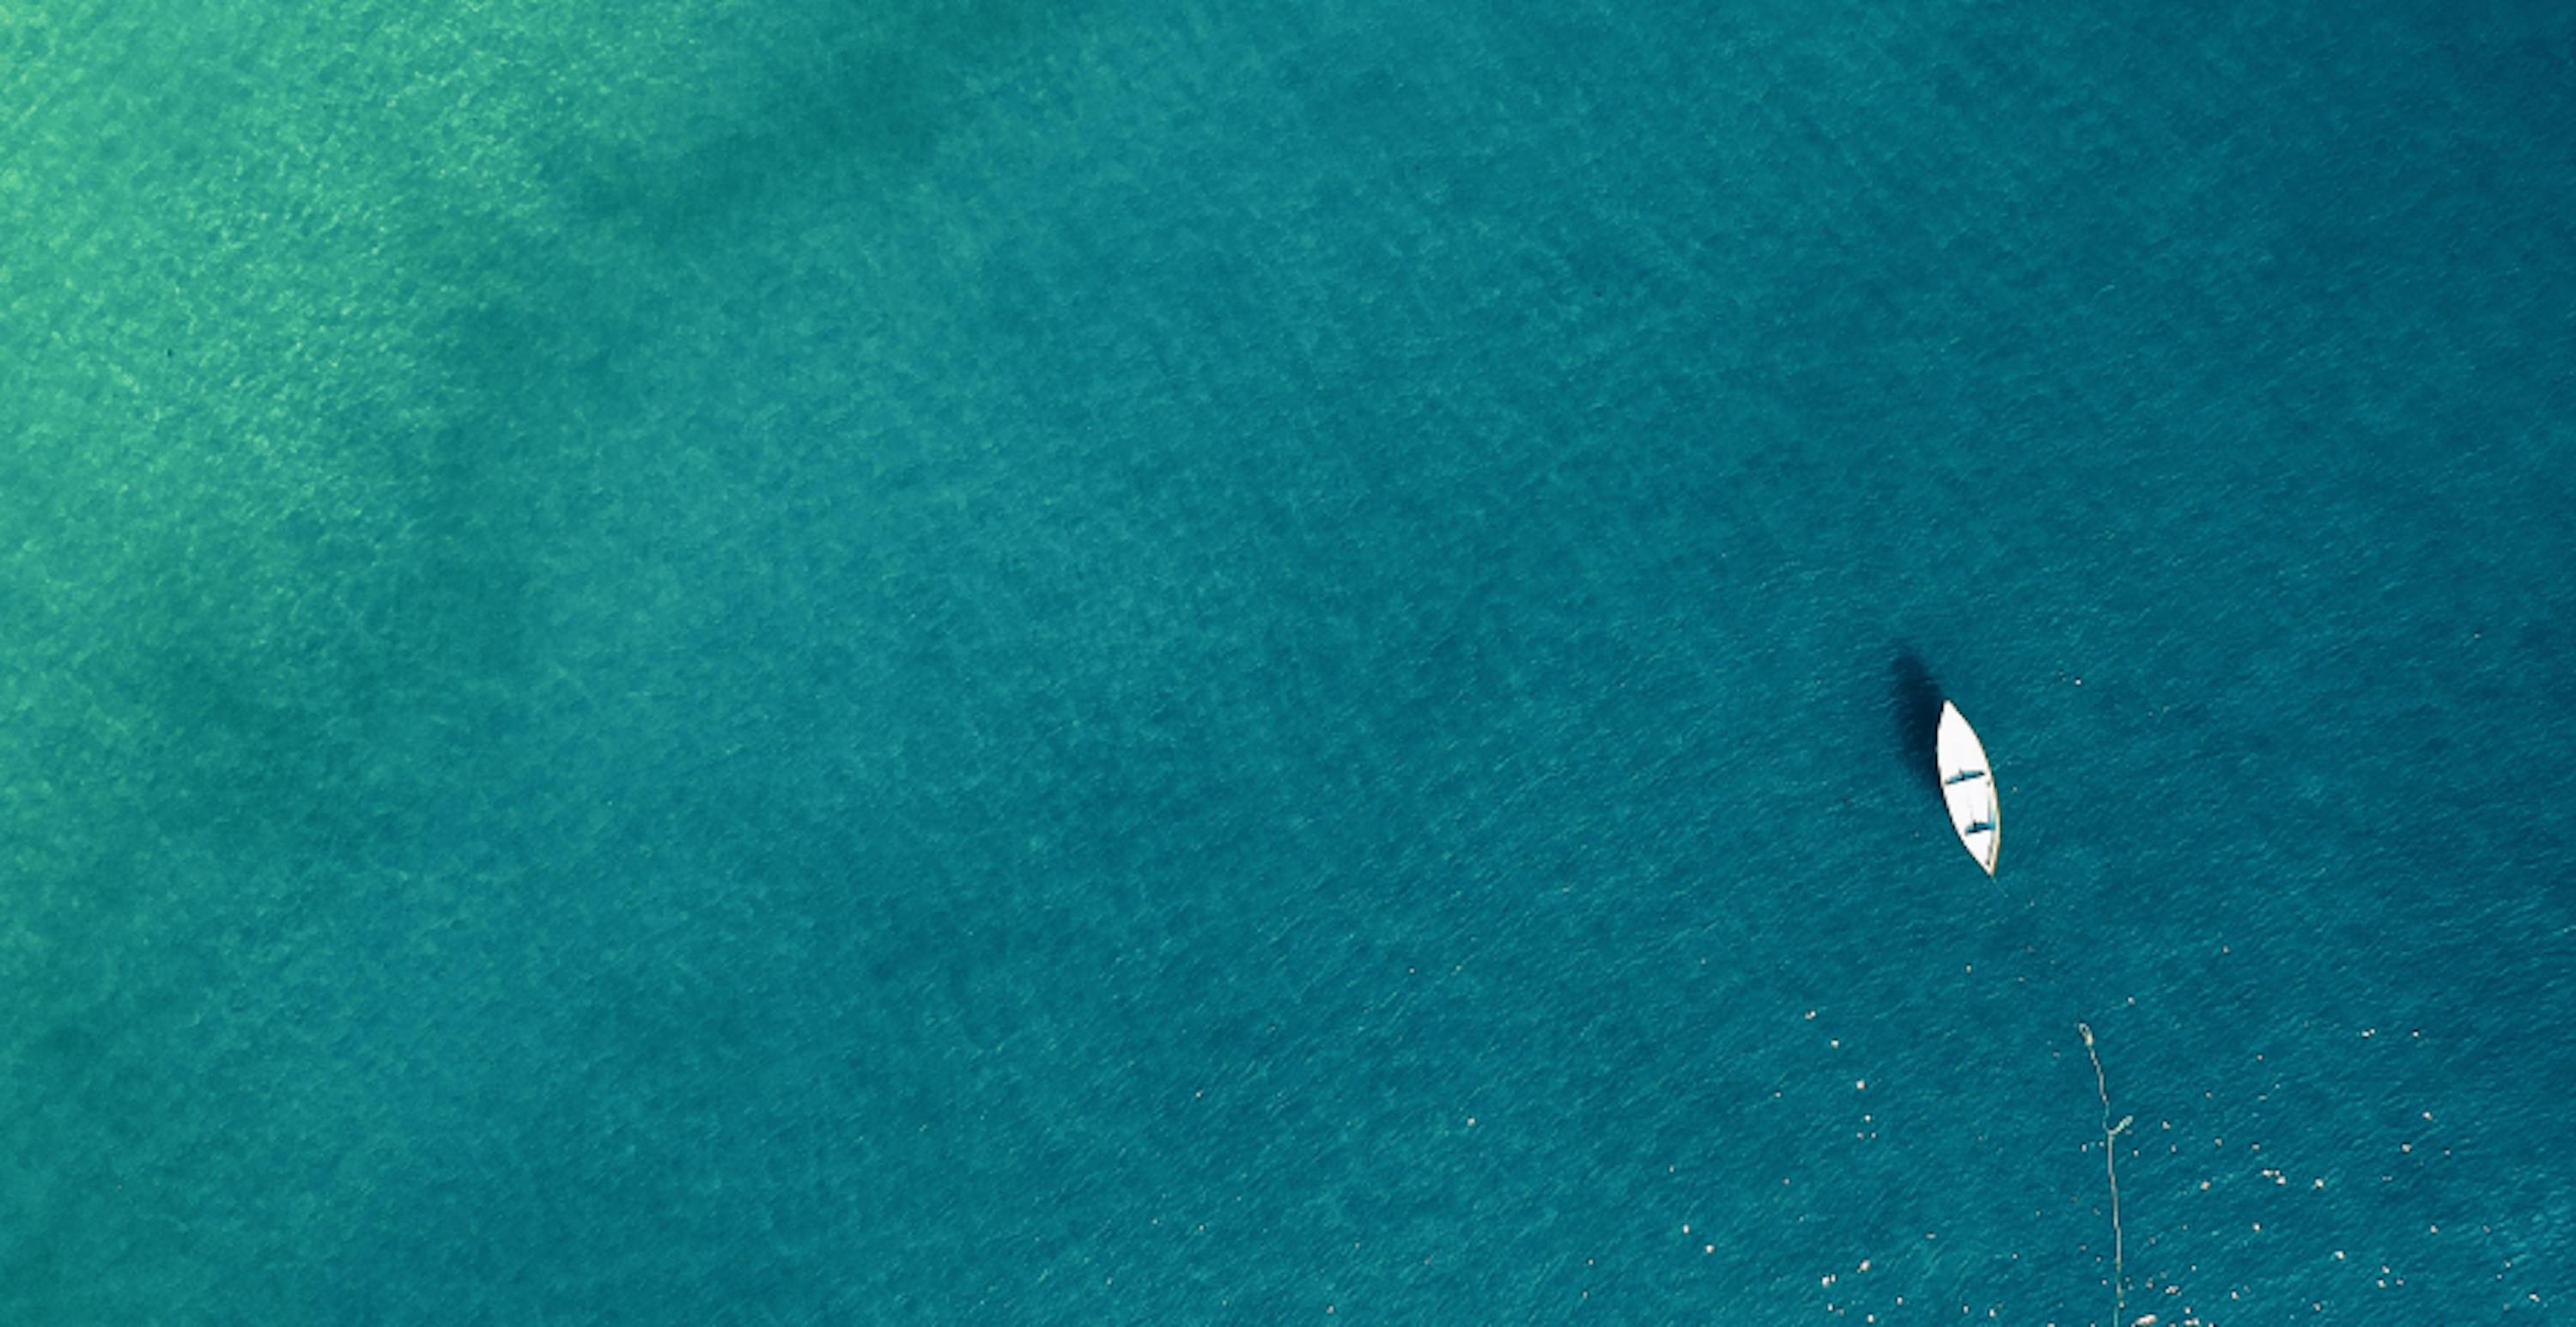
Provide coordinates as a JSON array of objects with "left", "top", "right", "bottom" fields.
[{"left": 4, "top": 0, "right": 2572, "bottom": 1321}]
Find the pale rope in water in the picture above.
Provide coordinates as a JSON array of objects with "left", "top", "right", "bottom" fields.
[{"left": 2078, "top": 1022, "right": 2135, "bottom": 1324}]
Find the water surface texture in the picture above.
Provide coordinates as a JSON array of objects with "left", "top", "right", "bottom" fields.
[{"left": 4, "top": 1, "right": 2571, "bottom": 1322}]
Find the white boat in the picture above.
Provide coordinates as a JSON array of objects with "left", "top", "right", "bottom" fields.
[{"left": 1935, "top": 701, "right": 2000, "bottom": 874}]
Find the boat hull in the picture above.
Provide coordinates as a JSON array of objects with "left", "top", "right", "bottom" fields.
[{"left": 1935, "top": 701, "right": 2000, "bottom": 874}]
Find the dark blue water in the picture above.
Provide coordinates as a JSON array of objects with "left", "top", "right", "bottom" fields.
[{"left": 3, "top": 0, "right": 2570, "bottom": 1322}]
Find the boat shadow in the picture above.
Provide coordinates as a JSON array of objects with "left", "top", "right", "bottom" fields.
[{"left": 1888, "top": 648, "right": 1946, "bottom": 798}]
